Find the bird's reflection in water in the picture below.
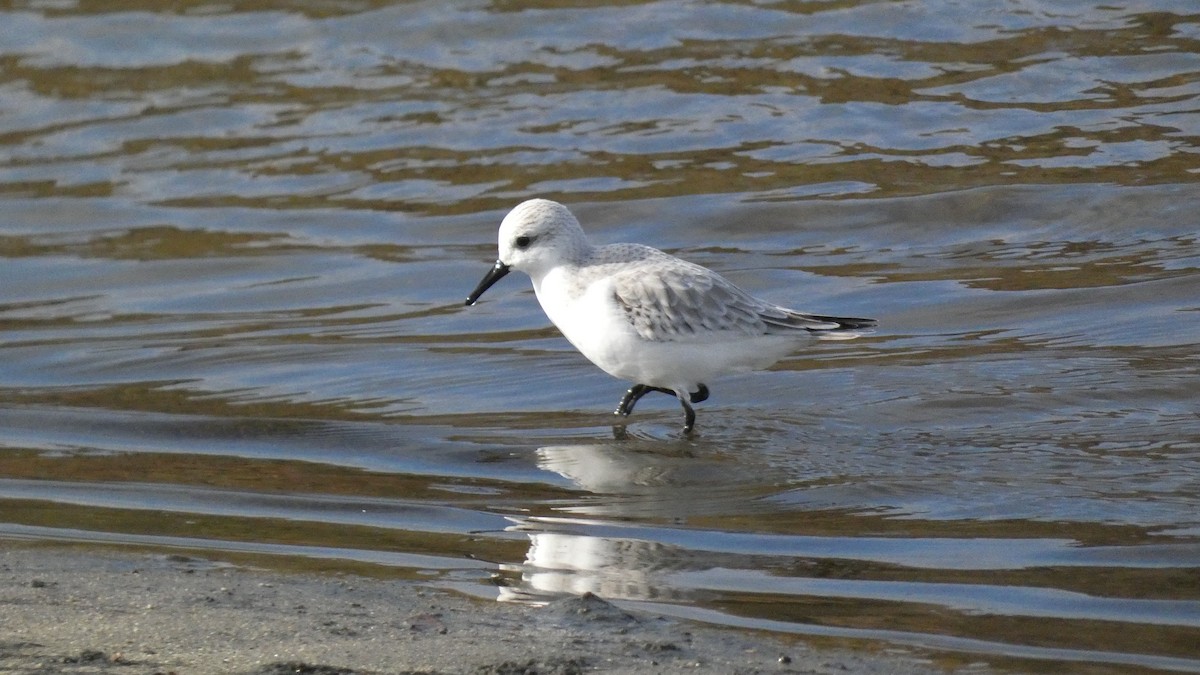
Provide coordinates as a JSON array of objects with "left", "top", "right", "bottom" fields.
[{"left": 496, "top": 439, "right": 767, "bottom": 605}]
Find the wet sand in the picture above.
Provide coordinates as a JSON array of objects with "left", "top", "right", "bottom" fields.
[{"left": 0, "top": 546, "right": 954, "bottom": 674}]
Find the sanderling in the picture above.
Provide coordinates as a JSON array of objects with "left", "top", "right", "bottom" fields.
[{"left": 465, "top": 199, "right": 875, "bottom": 433}]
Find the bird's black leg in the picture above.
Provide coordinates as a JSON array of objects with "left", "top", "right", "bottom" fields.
[
  {"left": 615, "top": 384, "right": 653, "bottom": 416},
  {"left": 677, "top": 392, "right": 697, "bottom": 434},
  {"left": 679, "top": 385, "right": 708, "bottom": 432},
  {"left": 617, "top": 383, "right": 708, "bottom": 433}
]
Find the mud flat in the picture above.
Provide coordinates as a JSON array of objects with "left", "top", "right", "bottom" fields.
[{"left": 0, "top": 546, "right": 958, "bottom": 674}]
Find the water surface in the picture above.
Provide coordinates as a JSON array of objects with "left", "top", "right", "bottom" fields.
[{"left": 2, "top": 1, "right": 1199, "bottom": 671}]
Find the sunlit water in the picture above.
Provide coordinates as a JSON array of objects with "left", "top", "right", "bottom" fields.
[{"left": 2, "top": 1, "right": 1199, "bottom": 671}]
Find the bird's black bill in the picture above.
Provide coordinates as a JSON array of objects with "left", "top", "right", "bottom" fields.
[{"left": 465, "top": 260, "right": 511, "bottom": 306}]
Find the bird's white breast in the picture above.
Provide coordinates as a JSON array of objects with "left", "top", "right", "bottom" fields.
[{"left": 532, "top": 267, "right": 644, "bottom": 381}]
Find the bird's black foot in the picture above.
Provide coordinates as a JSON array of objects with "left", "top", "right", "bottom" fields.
[
  {"left": 611, "top": 423, "right": 630, "bottom": 440},
  {"left": 689, "top": 384, "right": 709, "bottom": 404}
]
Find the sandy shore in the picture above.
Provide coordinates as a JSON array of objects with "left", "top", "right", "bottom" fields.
[{"left": 1, "top": 545, "right": 954, "bottom": 674}]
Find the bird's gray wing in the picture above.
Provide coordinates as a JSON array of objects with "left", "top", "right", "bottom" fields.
[{"left": 610, "top": 258, "right": 843, "bottom": 342}]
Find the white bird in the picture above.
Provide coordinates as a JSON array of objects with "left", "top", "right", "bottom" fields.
[{"left": 465, "top": 199, "right": 875, "bottom": 433}]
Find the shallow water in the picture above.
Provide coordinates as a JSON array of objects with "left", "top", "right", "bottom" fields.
[{"left": 2, "top": 0, "right": 1199, "bottom": 671}]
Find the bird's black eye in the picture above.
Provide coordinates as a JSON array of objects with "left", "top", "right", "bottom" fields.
[{"left": 515, "top": 235, "right": 532, "bottom": 249}]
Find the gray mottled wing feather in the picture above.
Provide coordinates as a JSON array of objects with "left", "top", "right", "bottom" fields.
[{"left": 609, "top": 257, "right": 842, "bottom": 342}]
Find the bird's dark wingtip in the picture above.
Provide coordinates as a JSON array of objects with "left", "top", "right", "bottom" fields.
[{"left": 834, "top": 316, "right": 877, "bottom": 330}]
